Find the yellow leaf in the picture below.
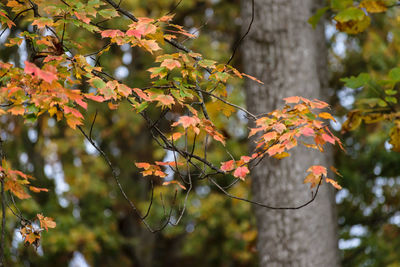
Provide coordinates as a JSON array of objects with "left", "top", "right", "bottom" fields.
[
  {"left": 272, "top": 152, "right": 290, "bottom": 159},
  {"left": 360, "top": 0, "right": 387, "bottom": 13},
  {"left": 389, "top": 124, "right": 400, "bottom": 152},
  {"left": 319, "top": 112, "right": 336, "bottom": 121}
]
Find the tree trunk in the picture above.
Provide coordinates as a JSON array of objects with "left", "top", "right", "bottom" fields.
[{"left": 241, "top": 1, "right": 340, "bottom": 266}]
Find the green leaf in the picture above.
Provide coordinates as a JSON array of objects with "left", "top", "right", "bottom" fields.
[
  {"left": 335, "top": 7, "right": 366, "bottom": 22},
  {"left": 331, "top": 0, "right": 353, "bottom": 11},
  {"left": 308, "top": 7, "right": 329, "bottom": 29},
  {"left": 385, "top": 89, "right": 397, "bottom": 95},
  {"left": 389, "top": 67, "right": 400, "bottom": 82},
  {"left": 91, "top": 77, "right": 106, "bottom": 89},
  {"left": 341, "top": 73, "right": 371, "bottom": 89},
  {"left": 385, "top": 96, "right": 398, "bottom": 103}
]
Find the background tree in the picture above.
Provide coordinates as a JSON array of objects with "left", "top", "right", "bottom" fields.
[{"left": 241, "top": 0, "right": 340, "bottom": 265}]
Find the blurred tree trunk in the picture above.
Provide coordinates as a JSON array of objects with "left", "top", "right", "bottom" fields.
[{"left": 241, "top": 0, "right": 340, "bottom": 266}]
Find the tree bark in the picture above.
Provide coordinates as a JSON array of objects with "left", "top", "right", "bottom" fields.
[{"left": 241, "top": 0, "right": 340, "bottom": 266}]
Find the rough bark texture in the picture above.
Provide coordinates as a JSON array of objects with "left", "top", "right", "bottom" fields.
[{"left": 241, "top": 1, "right": 340, "bottom": 266}]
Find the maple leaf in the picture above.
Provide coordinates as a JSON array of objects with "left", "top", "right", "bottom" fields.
[
  {"left": 37, "top": 214, "right": 56, "bottom": 231},
  {"left": 154, "top": 94, "right": 175, "bottom": 107},
  {"left": 319, "top": 112, "right": 336, "bottom": 121},
  {"left": 307, "top": 165, "right": 327, "bottom": 177},
  {"left": 300, "top": 127, "right": 315, "bottom": 137},
  {"left": 272, "top": 123, "right": 286, "bottom": 134},
  {"left": 66, "top": 115, "right": 83, "bottom": 129},
  {"left": 117, "top": 84, "right": 132, "bottom": 97},
  {"left": 74, "top": 11, "right": 91, "bottom": 24},
  {"left": 322, "top": 133, "right": 335, "bottom": 144},
  {"left": 85, "top": 93, "right": 105, "bottom": 102},
  {"left": 133, "top": 88, "right": 151, "bottom": 101},
  {"left": 233, "top": 166, "right": 249, "bottom": 180},
  {"left": 29, "top": 186, "right": 48, "bottom": 193},
  {"left": 242, "top": 73, "right": 264, "bottom": 84},
  {"left": 267, "top": 144, "right": 285, "bottom": 156},
  {"left": 8, "top": 106, "right": 25, "bottom": 116},
  {"left": 101, "top": 29, "right": 124, "bottom": 38},
  {"left": 284, "top": 96, "right": 301, "bottom": 104},
  {"left": 360, "top": 0, "right": 387, "bottom": 13},
  {"left": 221, "top": 160, "right": 235, "bottom": 172},
  {"left": 163, "top": 180, "right": 187, "bottom": 190},
  {"left": 262, "top": 131, "right": 278, "bottom": 142},
  {"left": 240, "top": 156, "right": 252, "bottom": 163},
  {"left": 173, "top": 116, "right": 200, "bottom": 129},
  {"left": 24, "top": 61, "right": 57, "bottom": 83},
  {"left": 303, "top": 173, "right": 320, "bottom": 188},
  {"left": 126, "top": 28, "right": 143, "bottom": 38},
  {"left": 330, "top": 166, "right": 343, "bottom": 177},
  {"left": 161, "top": 59, "right": 181, "bottom": 70},
  {"left": 135, "top": 162, "right": 151, "bottom": 170},
  {"left": 325, "top": 178, "right": 342, "bottom": 190},
  {"left": 273, "top": 152, "right": 290, "bottom": 159}
]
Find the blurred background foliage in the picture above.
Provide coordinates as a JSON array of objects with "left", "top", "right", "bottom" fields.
[{"left": 2, "top": 0, "right": 400, "bottom": 266}]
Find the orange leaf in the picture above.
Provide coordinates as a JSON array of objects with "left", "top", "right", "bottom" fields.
[
  {"left": 163, "top": 180, "right": 187, "bottom": 190},
  {"left": 284, "top": 96, "right": 301, "bottom": 104},
  {"left": 319, "top": 112, "right": 336, "bottom": 121},
  {"left": 161, "top": 59, "right": 181, "bottom": 70},
  {"left": 325, "top": 178, "right": 342, "bottom": 190},
  {"left": 37, "top": 214, "right": 56, "bottom": 231},
  {"left": 307, "top": 165, "right": 327, "bottom": 176},
  {"left": 303, "top": 173, "right": 320, "bottom": 188},
  {"left": 135, "top": 162, "right": 151, "bottom": 170}
]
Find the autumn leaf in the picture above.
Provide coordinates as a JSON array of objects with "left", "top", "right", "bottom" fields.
[
  {"left": 233, "top": 166, "right": 249, "bottom": 180},
  {"left": 284, "top": 96, "right": 301, "bottom": 104},
  {"left": 221, "top": 160, "right": 235, "bottom": 172},
  {"left": 360, "top": 0, "right": 387, "bottom": 13},
  {"left": 161, "top": 59, "right": 181, "bottom": 70},
  {"left": 322, "top": 133, "right": 336, "bottom": 144},
  {"left": 37, "top": 214, "right": 56, "bottom": 231},
  {"left": 273, "top": 152, "right": 290, "bottom": 160},
  {"left": 319, "top": 112, "right": 336, "bottom": 121},
  {"left": 325, "top": 178, "right": 342, "bottom": 190},
  {"left": 307, "top": 165, "right": 327, "bottom": 177},
  {"left": 334, "top": 7, "right": 371, "bottom": 34},
  {"left": 154, "top": 94, "right": 175, "bottom": 107},
  {"left": 135, "top": 162, "right": 151, "bottom": 170},
  {"left": 303, "top": 173, "right": 321, "bottom": 189},
  {"left": 101, "top": 29, "right": 124, "bottom": 38},
  {"left": 163, "top": 180, "right": 187, "bottom": 190}
]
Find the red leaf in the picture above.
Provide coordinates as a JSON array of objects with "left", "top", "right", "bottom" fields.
[
  {"left": 322, "top": 133, "right": 335, "bottom": 144},
  {"left": 126, "top": 28, "right": 143, "bottom": 38},
  {"left": 240, "top": 156, "right": 252, "bottom": 163},
  {"left": 101, "top": 29, "right": 124, "bottom": 38},
  {"left": 233, "top": 166, "right": 249, "bottom": 180},
  {"left": 221, "top": 160, "right": 235, "bottom": 172},
  {"left": 301, "top": 127, "right": 315, "bottom": 137}
]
